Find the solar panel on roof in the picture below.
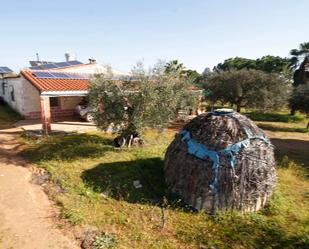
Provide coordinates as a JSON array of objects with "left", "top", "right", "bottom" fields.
[
  {"left": 29, "top": 60, "right": 83, "bottom": 70},
  {"left": 67, "top": 73, "right": 89, "bottom": 79},
  {"left": 41, "top": 63, "right": 58, "bottom": 69},
  {"left": 55, "top": 62, "right": 70, "bottom": 68},
  {"left": 32, "top": 72, "right": 54, "bottom": 78},
  {"left": 0, "top": 66, "right": 13, "bottom": 73},
  {"left": 29, "top": 61, "right": 54, "bottom": 67},
  {"left": 32, "top": 71, "right": 88, "bottom": 79},
  {"left": 68, "top": 60, "right": 83, "bottom": 66},
  {"left": 29, "top": 64, "right": 56, "bottom": 70},
  {"left": 29, "top": 66, "right": 41, "bottom": 70},
  {"left": 50, "top": 72, "right": 70, "bottom": 78}
]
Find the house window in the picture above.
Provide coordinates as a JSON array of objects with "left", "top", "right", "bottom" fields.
[
  {"left": 9, "top": 85, "right": 15, "bottom": 102},
  {"left": 50, "top": 97, "right": 59, "bottom": 107}
]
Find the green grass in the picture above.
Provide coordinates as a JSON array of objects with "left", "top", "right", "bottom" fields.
[
  {"left": 245, "top": 111, "right": 306, "bottom": 123},
  {"left": 0, "top": 102, "right": 22, "bottom": 122},
  {"left": 202, "top": 106, "right": 306, "bottom": 123},
  {"left": 22, "top": 130, "right": 309, "bottom": 249},
  {"left": 257, "top": 122, "right": 308, "bottom": 133},
  {"left": 255, "top": 120, "right": 309, "bottom": 134},
  {"left": 242, "top": 110, "right": 309, "bottom": 133}
]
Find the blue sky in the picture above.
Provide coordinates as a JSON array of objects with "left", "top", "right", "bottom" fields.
[{"left": 1, "top": 0, "right": 309, "bottom": 72}]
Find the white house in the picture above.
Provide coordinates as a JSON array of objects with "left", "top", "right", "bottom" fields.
[{"left": 0, "top": 58, "right": 129, "bottom": 134}]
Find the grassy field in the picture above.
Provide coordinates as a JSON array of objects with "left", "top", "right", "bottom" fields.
[
  {"left": 246, "top": 111, "right": 306, "bottom": 123},
  {"left": 21, "top": 113, "right": 309, "bottom": 249}
]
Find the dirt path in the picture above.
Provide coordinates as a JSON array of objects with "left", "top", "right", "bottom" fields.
[
  {"left": 264, "top": 130, "right": 309, "bottom": 168},
  {"left": 0, "top": 123, "right": 79, "bottom": 249}
]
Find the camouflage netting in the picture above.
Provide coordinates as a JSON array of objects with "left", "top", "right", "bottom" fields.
[{"left": 164, "top": 109, "right": 276, "bottom": 213}]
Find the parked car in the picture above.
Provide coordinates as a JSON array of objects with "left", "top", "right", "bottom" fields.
[{"left": 75, "top": 104, "right": 94, "bottom": 122}]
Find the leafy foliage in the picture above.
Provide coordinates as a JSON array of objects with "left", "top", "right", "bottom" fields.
[
  {"left": 213, "top": 56, "right": 292, "bottom": 78},
  {"left": 185, "top": 69, "right": 200, "bottom": 82},
  {"left": 290, "top": 42, "right": 309, "bottom": 69},
  {"left": 203, "top": 69, "right": 290, "bottom": 112},
  {"left": 88, "top": 63, "right": 198, "bottom": 136},
  {"left": 92, "top": 233, "right": 117, "bottom": 249},
  {"left": 289, "top": 83, "right": 309, "bottom": 129},
  {"left": 201, "top": 67, "right": 212, "bottom": 78},
  {"left": 256, "top": 55, "right": 292, "bottom": 77},
  {"left": 164, "top": 60, "right": 201, "bottom": 84},
  {"left": 214, "top": 57, "right": 257, "bottom": 71},
  {"left": 164, "top": 60, "right": 186, "bottom": 75}
]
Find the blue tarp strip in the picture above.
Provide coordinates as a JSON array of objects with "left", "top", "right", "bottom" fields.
[{"left": 179, "top": 128, "right": 270, "bottom": 194}]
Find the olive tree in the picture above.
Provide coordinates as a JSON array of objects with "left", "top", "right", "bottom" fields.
[
  {"left": 289, "top": 83, "right": 309, "bottom": 130},
  {"left": 203, "top": 69, "right": 290, "bottom": 112},
  {"left": 88, "top": 62, "right": 198, "bottom": 146}
]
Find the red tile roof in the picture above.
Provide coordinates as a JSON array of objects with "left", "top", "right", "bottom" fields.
[{"left": 21, "top": 70, "right": 89, "bottom": 92}]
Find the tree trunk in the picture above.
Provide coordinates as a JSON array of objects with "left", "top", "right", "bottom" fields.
[
  {"left": 236, "top": 105, "right": 241, "bottom": 112},
  {"left": 290, "top": 109, "right": 295, "bottom": 116}
]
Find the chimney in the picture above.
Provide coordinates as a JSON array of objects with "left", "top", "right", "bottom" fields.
[
  {"left": 65, "top": 53, "right": 76, "bottom": 62},
  {"left": 88, "top": 57, "right": 96, "bottom": 64}
]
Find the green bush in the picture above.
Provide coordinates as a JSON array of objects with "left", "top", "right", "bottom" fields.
[{"left": 92, "top": 233, "right": 117, "bottom": 249}]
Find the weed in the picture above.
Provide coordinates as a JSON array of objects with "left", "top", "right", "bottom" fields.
[{"left": 92, "top": 233, "right": 117, "bottom": 249}]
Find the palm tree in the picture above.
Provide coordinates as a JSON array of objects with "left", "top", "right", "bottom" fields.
[
  {"left": 290, "top": 42, "right": 309, "bottom": 69},
  {"left": 164, "top": 60, "right": 185, "bottom": 75},
  {"left": 289, "top": 42, "right": 309, "bottom": 115}
]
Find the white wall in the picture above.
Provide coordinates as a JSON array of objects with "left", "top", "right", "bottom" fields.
[
  {"left": 57, "top": 63, "right": 129, "bottom": 76},
  {"left": 22, "top": 78, "right": 41, "bottom": 115},
  {"left": 0, "top": 76, "right": 40, "bottom": 117}
]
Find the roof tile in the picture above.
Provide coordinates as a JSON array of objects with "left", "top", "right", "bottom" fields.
[{"left": 21, "top": 70, "right": 89, "bottom": 92}]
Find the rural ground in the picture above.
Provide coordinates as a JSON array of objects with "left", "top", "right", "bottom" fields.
[
  {"left": 0, "top": 121, "right": 79, "bottom": 249},
  {"left": 0, "top": 105, "right": 308, "bottom": 248}
]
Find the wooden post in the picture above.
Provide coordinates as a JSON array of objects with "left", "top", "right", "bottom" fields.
[{"left": 40, "top": 96, "right": 51, "bottom": 135}]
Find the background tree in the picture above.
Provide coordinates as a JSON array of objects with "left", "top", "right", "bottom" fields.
[
  {"left": 289, "top": 83, "right": 309, "bottom": 129},
  {"left": 289, "top": 42, "right": 309, "bottom": 88},
  {"left": 164, "top": 60, "right": 186, "bottom": 75},
  {"left": 164, "top": 60, "right": 201, "bottom": 85},
  {"left": 213, "top": 56, "right": 292, "bottom": 78},
  {"left": 213, "top": 57, "right": 256, "bottom": 72},
  {"left": 289, "top": 42, "right": 309, "bottom": 114},
  {"left": 89, "top": 63, "right": 198, "bottom": 146},
  {"left": 185, "top": 69, "right": 200, "bottom": 81},
  {"left": 290, "top": 42, "right": 309, "bottom": 69},
  {"left": 292, "top": 57, "right": 309, "bottom": 87},
  {"left": 256, "top": 55, "right": 292, "bottom": 76},
  {"left": 203, "top": 69, "right": 290, "bottom": 112},
  {"left": 202, "top": 67, "right": 212, "bottom": 78}
]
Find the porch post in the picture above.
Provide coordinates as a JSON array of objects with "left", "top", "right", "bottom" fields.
[{"left": 40, "top": 96, "right": 51, "bottom": 135}]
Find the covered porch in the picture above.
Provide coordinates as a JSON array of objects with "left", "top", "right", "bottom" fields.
[
  {"left": 20, "top": 70, "right": 90, "bottom": 135},
  {"left": 39, "top": 91, "right": 89, "bottom": 135}
]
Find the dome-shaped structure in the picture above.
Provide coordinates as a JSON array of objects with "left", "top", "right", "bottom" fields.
[{"left": 164, "top": 110, "right": 276, "bottom": 213}]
